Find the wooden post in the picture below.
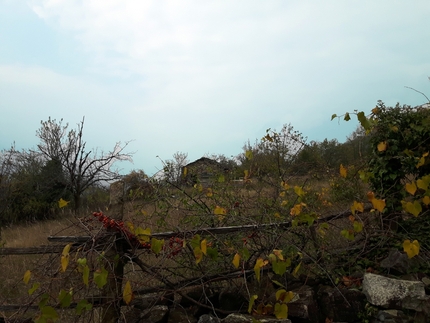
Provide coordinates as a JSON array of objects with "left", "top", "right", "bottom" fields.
[{"left": 100, "top": 180, "right": 126, "bottom": 323}]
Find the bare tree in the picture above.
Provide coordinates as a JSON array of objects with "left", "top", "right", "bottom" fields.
[
  {"left": 163, "top": 151, "right": 188, "bottom": 185},
  {"left": 36, "top": 117, "right": 133, "bottom": 212}
]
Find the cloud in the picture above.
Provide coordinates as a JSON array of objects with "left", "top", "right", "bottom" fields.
[{"left": 3, "top": 1, "right": 429, "bottom": 174}]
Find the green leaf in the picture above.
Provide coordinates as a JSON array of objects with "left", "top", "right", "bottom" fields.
[
  {"left": 28, "top": 282, "right": 40, "bottom": 295},
  {"left": 38, "top": 306, "right": 58, "bottom": 322},
  {"left": 344, "top": 113, "right": 351, "bottom": 121},
  {"left": 151, "top": 238, "right": 164, "bottom": 255},
  {"left": 272, "top": 259, "right": 290, "bottom": 276},
  {"left": 357, "top": 111, "right": 371, "bottom": 130},
  {"left": 206, "top": 247, "right": 218, "bottom": 260},
  {"left": 353, "top": 221, "right": 363, "bottom": 233},
  {"left": 76, "top": 299, "right": 92, "bottom": 315},
  {"left": 93, "top": 267, "right": 108, "bottom": 289},
  {"left": 59, "top": 289, "right": 72, "bottom": 308},
  {"left": 38, "top": 293, "right": 49, "bottom": 310},
  {"left": 248, "top": 294, "right": 258, "bottom": 313},
  {"left": 189, "top": 235, "right": 201, "bottom": 249},
  {"left": 341, "top": 229, "right": 355, "bottom": 241}
]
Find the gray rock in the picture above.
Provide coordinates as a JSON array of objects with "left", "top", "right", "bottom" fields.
[
  {"left": 221, "top": 313, "right": 291, "bottom": 323},
  {"left": 317, "top": 285, "right": 365, "bottom": 322},
  {"left": 380, "top": 249, "right": 410, "bottom": 274},
  {"left": 168, "top": 308, "right": 198, "bottom": 323},
  {"left": 197, "top": 314, "right": 221, "bottom": 323},
  {"left": 287, "top": 285, "right": 319, "bottom": 323},
  {"left": 362, "top": 273, "right": 429, "bottom": 311}
]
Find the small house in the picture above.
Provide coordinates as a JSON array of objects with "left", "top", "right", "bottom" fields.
[{"left": 182, "top": 157, "right": 228, "bottom": 186}]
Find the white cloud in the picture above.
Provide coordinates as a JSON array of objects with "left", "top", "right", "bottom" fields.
[{"left": 2, "top": 1, "right": 429, "bottom": 174}]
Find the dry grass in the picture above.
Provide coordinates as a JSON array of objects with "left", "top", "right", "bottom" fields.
[{"left": 0, "top": 177, "right": 369, "bottom": 322}]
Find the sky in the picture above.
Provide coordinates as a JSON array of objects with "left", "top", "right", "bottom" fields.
[{"left": 1, "top": 1, "right": 429, "bottom": 176}]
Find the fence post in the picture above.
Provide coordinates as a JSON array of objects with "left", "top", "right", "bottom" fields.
[{"left": 100, "top": 180, "right": 126, "bottom": 323}]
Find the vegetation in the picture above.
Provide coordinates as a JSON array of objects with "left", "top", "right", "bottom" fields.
[{"left": 1, "top": 96, "right": 430, "bottom": 322}]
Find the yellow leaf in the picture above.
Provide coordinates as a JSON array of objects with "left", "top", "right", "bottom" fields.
[
  {"left": 416, "top": 152, "right": 429, "bottom": 168},
  {"left": 402, "top": 200, "right": 422, "bottom": 217},
  {"left": 367, "top": 191, "right": 375, "bottom": 201},
  {"left": 194, "top": 183, "right": 203, "bottom": 192},
  {"left": 273, "top": 249, "right": 284, "bottom": 260},
  {"left": 62, "top": 243, "right": 71, "bottom": 256},
  {"left": 377, "top": 141, "right": 387, "bottom": 152},
  {"left": 61, "top": 255, "right": 69, "bottom": 273},
  {"left": 23, "top": 270, "right": 31, "bottom": 284},
  {"left": 201, "top": 239, "right": 207, "bottom": 255},
  {"left": 403, "top": 239, "right": 420, "bottom": 259},
  {"left": 232, "top": 253, "right": 241, "bottom": 269},
  {"left": 279, "top": 191, "right": 285, "bottom": 197},
  {"left": 371, "top": 198, "right": 386, "bottom": 212},
  {"left": 206, "top": 188, "right": 213, "bottom": 197},
  {"left": 423, "top": 196, "right": 430, "bottom": 206},
  {"left": 58, "top": 198, "right": 70, "bottom": 208},
  {"left": 405, "top": 182, "right": 417, "bottom": 195},
  {"left": 339, "top": 164, "right": 347, "bottom": 178},
  {"left": 135, "top": 227, "right": 151, "bottom": 243},
  {"left": 244, "top": 169, "right": 249, "bottom": 179},
  {"left": 290, "top": 203, "right": 305, "bottom": 216},
  {"left": 182, "top": 166, "right": 188, "bottom": 176},
  {"left": 350, "top": 201, "right": 364, "bottom": 214},
  {"left": 274, "top": 303, "right": 288, "bottom": 319},
  {"left": 281, "top": 200, "right": 288, "bottom": 207},
  {"left": 294, "top": 186, "right": 305, "bottom": 197},
  {"left": 245, "top": 150, "right": 253, "bottom": 160},
  {"left": 194, "top": 246, "right": 203, "bottom": 264},
  {"left": 254, "top": 258, "right": 265, "bottom": 283},
  {"left": 292, "top": 261, "right": 301, "bottom": 277},
  {"left": 274, "top": 212, "right": 281, "bottom": 218},
  {"left": 214, "top": 206, "right": 227, "bottom": 215},
  {"left": 61, "top": 244, "right": 72, "bottom": 272},
  {"left": 123, "top": 280, "right": 133, "bottom": 305},
  {"left": 281, "top": 181, "right": 290, "bottom": 190}
]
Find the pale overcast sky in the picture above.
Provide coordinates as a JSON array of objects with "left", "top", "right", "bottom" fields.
[{"left": 1, "top": 1, "right": 429, "bottom": 175}]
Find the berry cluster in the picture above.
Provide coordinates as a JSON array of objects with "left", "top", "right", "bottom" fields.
[
  {"left": 166, "top": 236, "right": 184, "bottom": 258},
  {"left": 92, "top": 212, "right": 151, "bottom": 249},
  {"left": 92, "top": 212, "right": 185, "bottom": 256}
]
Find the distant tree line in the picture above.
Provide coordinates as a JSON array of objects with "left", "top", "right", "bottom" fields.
[{"left": 0, "top": 117, "right": 371, "bottom": 225}]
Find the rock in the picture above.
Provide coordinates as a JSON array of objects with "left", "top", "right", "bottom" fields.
[
  {"left": 221, "top": 313, "right": 291, "bottom": 323},
  {"left": 317, "top": 285, "right": 366, "bottom": 322},
  {"left": 219, "top": 287, "right": 248, "bottom": 312},
  {"left": 168, "top": 308, "right": 198, "bottom": 323},
  {"left": 287, "top": 285, "right": 319, "bottom": 323},
  {"left": 198, "top": 314, "right": 221, "bottom": 323},
  {"left": 380, "top": 249, "right": 410, "bottom": 274},
  {"left": 125, "top": 305, "right": 169, "bottom": 323},
  {"left": 362, "top": 273, "right": 430, "bottom": 311},
  {"left": 375, "top": 309, "right": 410, "bottom": 323}
]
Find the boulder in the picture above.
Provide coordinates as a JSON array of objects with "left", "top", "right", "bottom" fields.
[
  {"left": 380, "top": 249, "right": 410, "bottom": 274},
  {"left": 362, "top": 273, "right": 430, "bottom": 312},
  {"left": 168, "top": 308, "right": 198, "bottom": 323},
  {"left": 198, "top": 314, "right": 221, "bottom": 323},
  {"left": 221, "top": 313, "right": 291, "bottom": 323},
  {"left": 317, "top": 285, "right": 366, "bottom": 322},
  {"left": 287, "top": 285, "right": 319, "bottom": 323}
]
